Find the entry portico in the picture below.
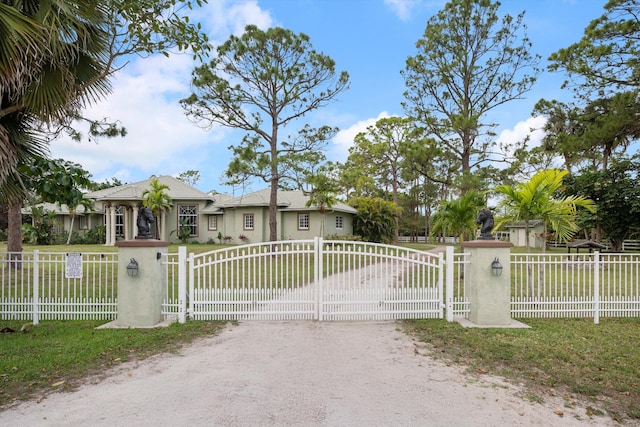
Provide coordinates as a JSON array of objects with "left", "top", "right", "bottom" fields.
[{"left": 85, "top": 176, "right": 214, "bottom": 245}]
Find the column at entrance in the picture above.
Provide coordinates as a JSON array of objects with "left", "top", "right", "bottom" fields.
[
  {"left": 109, "top": 205, "right": 117, "bottom": 246},
  {"left": 132, "top": 205, "right": 139, "bottom": 239},
  {"left": 104, "top": 204, "right": 112, "bottom": 246},
  {"left": 123, "top": 206, "right": 131, "bottom": 241},
  {"left": 160, "top": 210, "right": 167, "bottom": 241}
]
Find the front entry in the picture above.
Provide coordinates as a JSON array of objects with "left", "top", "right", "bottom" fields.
[{"left": 184, "top": 239, "right": 444, "bottom": 321}]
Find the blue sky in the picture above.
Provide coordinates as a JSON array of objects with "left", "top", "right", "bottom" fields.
[{"left": 49, "top": 0, "right": 605, "bottom": 194}]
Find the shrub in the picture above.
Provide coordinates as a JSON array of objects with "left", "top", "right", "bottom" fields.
[{"left": 325, "top": 234, "right": 363, "bottom": 241}]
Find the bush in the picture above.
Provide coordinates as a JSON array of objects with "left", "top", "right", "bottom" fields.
[
  {"left": 21, "top": 207, "right": 58, "bottom": 245},
  {"left": 68, "top": 225, "right": 106, "bottom": 245},
  {"left": 349, "top": 197, "right": 400, "bottom": 244},
  {"left": 325, "top": 234, "right": 363, "bottom": 241}
]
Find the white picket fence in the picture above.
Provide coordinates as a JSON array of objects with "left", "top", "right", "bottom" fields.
[
  {"left": 0, "top": 251, "right": 118, "bottom": 322},
  {"left": 2, "top": 247, "right": 640, "bottom": 323},
  {"left": 511, "top": 252, "right": 640, "bottom": 322}
]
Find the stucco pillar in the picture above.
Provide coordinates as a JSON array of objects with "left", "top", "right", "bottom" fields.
[
  {"left": 132, "top": 205, "right": 139, "bottom": 237},
  {"left": 160, "top": 210, "right": 166, "bottom": 241},
  {"left": 123, "top": 206, "right": 131, "bottom": 241},
  {"left": 104, "top": 204, "right": 112, "bottom": 246},
  {"left": 101, "top": 239, "right": 170, "bottom": 328},
  {"left": 459, "top": 239, "right": 528, "bottom": 328},
  {"left": 109, "top": 205, "right": 117, "bottom": 246}
]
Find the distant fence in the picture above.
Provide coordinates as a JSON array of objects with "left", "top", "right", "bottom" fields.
[
  {"left": 401, "top": 236, "right": 640, "bottom": 252},
  {"left": 543, "top": 240, "right": 640, "bottom": 252},
  {"left": 398, "top": 236, "right": 460, "bottom": 244}
]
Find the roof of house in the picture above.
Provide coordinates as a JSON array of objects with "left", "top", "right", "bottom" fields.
[
  {"left": 200, "top": 189, "right": 357, "bottom": 214},
  {"left": 505, "top": 220, "right": 543, "bottom": 228},
  {"left": 21, "top": 202, "right": 91, "bottom": 215},
  {"left": 25, "top": 179, "right": 357, "bottom": 216},
  {"left": 85, "top": 175, "right": 213, "bottom": 202}
]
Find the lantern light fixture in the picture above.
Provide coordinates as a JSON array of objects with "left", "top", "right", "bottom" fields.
[
  {"left": 491, "top": 257, "right": 503, "bottom": 277},
  {"left": 126, "top": 258, "right": 139, "bottom": 277}
]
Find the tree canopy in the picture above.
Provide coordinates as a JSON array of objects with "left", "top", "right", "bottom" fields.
[
  {"left": 563, "top": 158, "right": 640, "bottom": 252},
  {"left": 181, "top": 25, "right": 349, "bottom": 241},
  {"left": 548, "top": 0, "right": 640, "bottom": 96},
  {"left": 402, "top": 0, "right": 540, "bottom": 189}
]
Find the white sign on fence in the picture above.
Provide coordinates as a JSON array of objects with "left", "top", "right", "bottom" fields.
[{"left": 66, "top": 253, "right": 83, "bottom": 279}]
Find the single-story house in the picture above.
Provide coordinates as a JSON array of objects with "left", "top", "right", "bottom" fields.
[
  {"left": 502, "top": 220, "right": 545, "bottom": 248},
  {"left": 24, "top": 176, "right": 357, "bottom": 245}
]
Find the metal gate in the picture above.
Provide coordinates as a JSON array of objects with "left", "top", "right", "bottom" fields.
[{"left": 180, "top": 238, "right": 444, "bottom": 321}]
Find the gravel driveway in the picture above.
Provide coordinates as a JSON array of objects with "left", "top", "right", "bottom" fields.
[{"left": 0, "top": 320, "right": 616, "bottom": 426}]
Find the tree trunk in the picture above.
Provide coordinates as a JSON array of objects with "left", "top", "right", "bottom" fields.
[
  {"left": 269, "top": 180, "right": 278, "bottom": 242},
  {"left": 524, "top": 223, "right": 534, "bottom": 297},
  {"left": 7, "top": 197, "right": 22, "bottom": 253},
  {"left": 66, "top": 214, "right": 75, "bottom": 244},
  {"left": 7, "top": 197, "right": 23, "bottom": 268},
  {"left": 269, "top": 131, "right": 279, "bottom": 242}
]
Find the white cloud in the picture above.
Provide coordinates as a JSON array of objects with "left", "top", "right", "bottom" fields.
[
  {"left": 383, "top": 0, "right": 443, "bottom": 20},
  {"left": 330, "top": 111, "right": 392, "bottom": 162},
  {"left": 201, "top": 0, "right": 273, "bottom": 43},
  {"left": 496, "top": 115, "right": 547, "bottom": 149},
  {"left": 50, "top": 53, "right": 229, "bottom": 184},
  {"left": 48, "top": 0, "right": 274, "bottom": 191},
  {"left": 383, "top": 0, "right": 418, "bottom": 20}
]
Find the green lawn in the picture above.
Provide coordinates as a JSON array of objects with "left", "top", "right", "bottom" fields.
[
  {"left": 404, "top": 317, "right": 640, "bottom": 423},
  {"left": 0, "top": 320, "right": 228, "bottom": 409}
]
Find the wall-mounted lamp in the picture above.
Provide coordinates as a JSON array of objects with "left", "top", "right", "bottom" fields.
[
  {"left": 126, "top": 258, "right": 139, "bottom": 277},
  {"left": 491, "top": 257, "right": 503, "bottom": 277}
]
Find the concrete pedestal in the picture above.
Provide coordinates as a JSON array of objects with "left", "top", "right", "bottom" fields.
[
  {"left": 102, "top": 239, "right": 170, "bottom": 328},
  {"left": 461, "top": 239, "right": 526, "bottom": 328}
]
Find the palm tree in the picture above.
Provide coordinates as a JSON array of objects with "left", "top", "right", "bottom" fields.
[
  {"left": 142, "top": 178, "right": 173, "bottom": 239},
  {"left": 1, "top": 0, "right": 110, "bottom": 175},
  {"left": 495, "top": 169, "right": 596, "bottom": 298},
  {"left": 1, "top": 0, "right": 111, "bottom": 253},
  {"left": 495, "top": 169, "right": 596, "bottom": 253},
  {"left": 305, "top": 174, "right": 338, "bottom": 238},
  {"left": 431, "top": 191, "right": 485, "bottom": 243}
]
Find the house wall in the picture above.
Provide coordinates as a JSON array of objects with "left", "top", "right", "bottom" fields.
[
  {"left": 53, "top": 214, "right": 98, "bottom": 239},
  {"left": 324, "top": 212, "right": 354, "bottom": 236},
  {"left": 278, "top": 211, "right": 354, "bottom": 240},
  {"left": 218, "top": 206, "right": 270, "bottom": 244},
  {"left": 279, "top": 211, "right": 317, "bottom": 240},
  {"left": 56, "top": 201, "right": 355, "bottom": 245},
  {"left": 509, "top": 226, "right": 544, "bottom": 248}
]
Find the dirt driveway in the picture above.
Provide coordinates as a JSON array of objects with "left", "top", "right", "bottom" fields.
[{"left": 1, "top": 320, "right": 617, "bottom": 426}]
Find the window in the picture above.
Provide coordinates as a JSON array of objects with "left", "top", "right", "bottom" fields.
[
  {"left": 298, "top": 213, "right": 309, "bottom": 230},
  {"left": 178, "top": 205, "right": 198, "bottom": 236},
  {"left": 115, "top": 206, "right": 124, "bottom": 237},
  {"left": 52, "top": 219, "right": 63, "bottom": 236},
  {"left": 208, "top": 216, "right": 218, "bottom": 231},
  {"left": 335, "top": 215, "right": 343, "bottom": 230},
  {"left": 243, "top": 213, "right": 254, "bottom": 230},
  {"left": 78, "top": 215, "right": 89, "bottom": 230}
]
